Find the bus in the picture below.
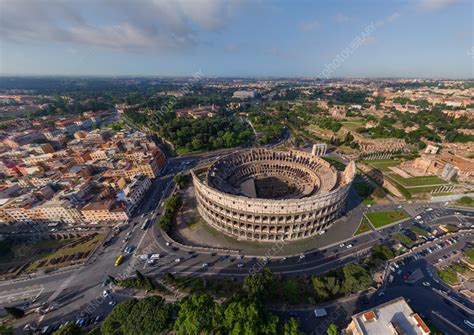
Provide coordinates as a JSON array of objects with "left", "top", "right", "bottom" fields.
[
  {"left": 141, "top": 219, "right": 150, "bottom": 230},
  {"left": 114, "top": 255, "right": 124, "bottom": 267}
]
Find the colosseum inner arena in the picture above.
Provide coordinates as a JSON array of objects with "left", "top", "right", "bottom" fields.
[{"left": 192, "top": 148, "right": 356, "bottom": 242}]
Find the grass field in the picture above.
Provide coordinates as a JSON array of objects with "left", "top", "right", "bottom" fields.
[
  {"left": 437, "top": 268, "right": 459, "bottom": 286},
  {"left": 388, "top": 174, "right": 447, "bottom": 187},
  {"left": 364, "top": 160, "right": 400, "bottom": 172},
  {"left": 466, "top": 248, "right": 474, "bottom": 261},
  {"left": 354, "top": 219, "right": 373, "bottom": 236},
  {"left": 365, "top": 210, "right": 409, "bottom": 228},
  {"left": 341, "top": 120, "right": 365, "bottom": 131}
]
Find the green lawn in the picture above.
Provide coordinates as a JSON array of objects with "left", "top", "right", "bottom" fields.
[
  {"left": 437, "top": 268, "right": 459, "bottom": 286},
  {"left": 409, "top": 226, "right": 429, "bottom": 237},
  {"left": 354, "top": 219, "right": 373, "bottom": 236},
  {"left": 365, "top": 210, "right": 409, "bottom": 228},
  {"left": 364, "top": 160, "right": 400, "bottom": 172},
  {"left": 388, "top": 174, "right": 447, "bottom": 187},
  {"left": 465, "top": 248, "right": 474, "bottom": 261},
  {"left": 341, "top": 120, "right": 365, "bottom": 131}
]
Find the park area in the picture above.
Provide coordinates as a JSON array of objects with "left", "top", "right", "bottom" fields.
[
  {"left": 365, "top": 210, "right": 409, "bottom": 229},
  {"left": 363, "top": 159, "right": 400, "bottom": 172}
]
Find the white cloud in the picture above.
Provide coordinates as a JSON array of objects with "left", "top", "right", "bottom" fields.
[
  {"left": 333, "top": 13, "right": 352, "bottom": 23},
  {"left": 387, "top": 12, "right": 401, "bottom": 22},
  {"left": 361, "top": 36, "right": 378, "bottom": 47},
  {"left": 298, "top": 20, "right": 321, "bottom": 32},
  {"left": 0, "top": 0, "right": 247, "bottom": 52},
  {"left": 419, "top": 0, "right": 461, "bottom": 11}
]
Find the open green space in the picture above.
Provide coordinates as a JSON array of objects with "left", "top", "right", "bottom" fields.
[
  {"left": 363, "top": 159, "right": 400, "bottom": 172},
  {"left": 365, "top": 210, "right": 409, "bottom": 228},
  {"left": 354, "top": 218, "right": 373, "bottom": 236},
  {"left": 341, "top": 120, "right": 365, "bottom": 131},
  {"left": 27, "top": 233, "right": 105, "bottom": 271},
  {"left": 409, "top": 225, "right": 429, "bottom": 237},
  {"left": 465, "top": 248, "right": 474, "bottom": 261},
  {"left": 388, "top": 174, "right": 447, "bottom": 187},
  {"left": 437, "top": 268, "right": 459, "bottom": 286},
  {"left": 456, "top": 196, "right": 474, "bottom": 208}
]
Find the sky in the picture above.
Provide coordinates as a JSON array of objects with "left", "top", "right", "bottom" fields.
[{"left": 0, "top": 0, "right": 472, "bottom": 78}]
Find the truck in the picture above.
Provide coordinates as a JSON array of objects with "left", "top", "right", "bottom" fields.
[{"left": 313, "top": 308, "right": 327, "bottom": 317}]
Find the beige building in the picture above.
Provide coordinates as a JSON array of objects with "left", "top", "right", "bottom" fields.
[
  {"left": 345, "top": 297, "right": 430, "bottom": 335},
  {"left": 81, "top": 200, "right": 128, "bottom": 223}
]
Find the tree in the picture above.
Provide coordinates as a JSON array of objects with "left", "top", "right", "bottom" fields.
[
  {"left": 101, "top": 296, "right": 173, "bottom": 335},
  {"left": 223, "top": 298, "right": 278, "bottom": 335},
  {"left": 243, "top": 268, "right": 275, "bottom": 300},
  {"left": 283, "top": 279, "right": 300, "bottom": 304},
  {"left": 53, "top": 322, "right": 81, "bottom": 335},
  {"left": 173, "top": 174, "right": 190, "bottom": 189},
  {"left": 175, "top": 295, "right": 222, "bottom": 334},
  {"left": 0, "top": 325, "right": 14, "bottom": 335},
  {"left": 327, "top": 323, "right": 338, "bottom": 335},
  {"left": 341, "top": 264, "right": 372, "bottom": 294},
  {"left": 283, "top": 318, "right": 303, "bottom": 335},
  {"left": 4, "top": 306, "right": 24, "bottom": 318}
]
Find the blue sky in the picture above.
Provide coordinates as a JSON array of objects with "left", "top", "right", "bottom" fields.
[{"left": 0, "top": 0, "right": 472, "bottom": 78}]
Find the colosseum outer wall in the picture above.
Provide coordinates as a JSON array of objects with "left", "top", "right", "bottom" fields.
[{"left": 192, "top": 153, "right": 355, "bottom": 242}]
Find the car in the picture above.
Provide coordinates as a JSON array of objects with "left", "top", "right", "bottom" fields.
[
  {"left": 237, "top": 263, "right": 244, "bottom": 268},
  {"left": 377, "top": 291, "right": 385, "bottom": 297},
  {"left": 174, "top": 258, "right": 181, "bottom": 263},
  {"left": 318, "top": 230, "right": 326, "bottom": 235},
  {"left": 103, "top": 290, "right": 110, "bottom": 297},
  {"left": 464, "top": 320, "right": 474, "bottom": 329},
  {"left": 93, "top": 316, "right": 102, "bottom": 324},
  {"left": 201, "top": 263, "right": 208, "bottom": 267},
  {"left": 422, "top": 282, "right": 431, "bottom": 287},
  {"left": 109, "top": 300, "right": 117, "bottom": 307},
  {"left": 346, "top": 244, "right": 353, "bottom": 249},
  {"left": 40, "top": 326, "right": 51, "bottom": 334},
  {"left": 141, "top": 214, "right": 145, "bottom": 218},
  {"left": 165, "top": 242, "right": 171, "bottom": 246},
  {"left": 147, "top": 259, "right": 155, "bottom": 265},
  {"left": 339, "top": 243, "right": 345, "bottom": 248}
]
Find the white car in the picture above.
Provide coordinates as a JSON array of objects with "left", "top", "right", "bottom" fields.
[
  {"left": 318, "top": 230, "right": 326, "bottom": 235},
  {"left": 165, "top": 242, "right": 171, "bottom": 246},
  {"left": 339, "top": 243, "right": 345, "bottom": 248},
  {"left": 174, "top": 258, "right": 181, "bottom": 263},
  {"left": 150, "top": 253, "right": 161, "bottom": 260},
  {"left": 299, "top": 254, "right": 305, "bottom": 259},
  {"left": 422, "top": 282, "right": 431, "bottom": 287},
  {"left": 201, "top": 263, "right": 208, "bottom": 267},
  {"left": 102, "top": 290, "right": 110, "bottom": 297},
  {"left": 464, "top": 320, "right": 474, "bottom": 329},
  {"left": 346, "top": 244, "right": 353, "bottom": 249},
  {"left": 237, "top": 263, "right": 244, "bottom": 268}
]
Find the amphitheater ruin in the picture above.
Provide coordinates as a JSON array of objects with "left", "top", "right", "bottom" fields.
[{"left": 192, "top": 148, "right": 355, "bottom": 242}]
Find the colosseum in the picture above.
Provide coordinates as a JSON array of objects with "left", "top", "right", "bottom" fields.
[{"left": 192, "top": 148, "right": 355, "bottom": 242}]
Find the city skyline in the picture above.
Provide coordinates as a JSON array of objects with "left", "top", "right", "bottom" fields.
[{"left": 0, "top": 0, "right": 472, "bottom": 78}]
